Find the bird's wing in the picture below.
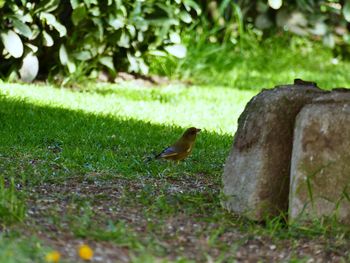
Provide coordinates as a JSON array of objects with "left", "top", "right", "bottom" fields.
[{"left": 156, "top": 146, "right": 179, "bottom": 158}]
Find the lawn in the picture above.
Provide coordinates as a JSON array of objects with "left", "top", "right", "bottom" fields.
[
  {"left": 152, "top": 35, "right": 350, "bottom": 90},
  {"left": 1, "top": 78, "right": 350, "bottom": 262},
  {"left": 0, "top": 82, "right": 254, "bottom": 262}
]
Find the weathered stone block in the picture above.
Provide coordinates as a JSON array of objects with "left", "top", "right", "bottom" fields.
[
  {"left": 289, "top": 92, "right": 350, "bottom": 223},
  {"left": 222, "top": 85, "right": 324, "bottom": 220}
]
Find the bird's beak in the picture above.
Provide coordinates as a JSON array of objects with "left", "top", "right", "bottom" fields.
[{"left": 196, "top": 128, "right": 201, "bottom": 133}]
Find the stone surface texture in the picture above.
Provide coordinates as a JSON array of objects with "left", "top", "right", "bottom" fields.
[
  {"left": 289, "top": 91, "right": 350, "bottom": 223},
  {"left": 223, "top": 85, "right": 324, "bottom": 220}
]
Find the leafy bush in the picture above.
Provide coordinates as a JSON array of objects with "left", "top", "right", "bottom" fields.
[
  {"left": 246, "top": 0, "right": 350, "bottom": 50},
  {"left": 57, "top": 0, "right": 201, "bottom": 84},
  {"left": 0, "top": 0, "right": 200, "bottom": 83},
  {"left": 198, "top": 0, "right": 350, "bottom": 52},
  {"left": 0, "top": 0, "right": 67, "bottom": 82}
]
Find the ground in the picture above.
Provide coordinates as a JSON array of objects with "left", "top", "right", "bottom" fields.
[{"left": 1, "top": 82, "right": 350, "bottom": 262}]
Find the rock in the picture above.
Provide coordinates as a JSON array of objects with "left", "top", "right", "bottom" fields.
[
  {"left": 222, "top": 84, "right": 324, "bottom": 220},
  {"left": 289, "top": 92, "right": 350, "bottom": 223}
]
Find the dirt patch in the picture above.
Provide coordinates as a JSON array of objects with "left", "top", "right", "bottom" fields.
[{"left": 19, "top": 174, "right": 350, "bottom": 262}]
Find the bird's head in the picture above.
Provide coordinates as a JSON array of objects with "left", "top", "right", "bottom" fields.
[{"left": 182, "top": 127, "right": 201, "bottom": 141}]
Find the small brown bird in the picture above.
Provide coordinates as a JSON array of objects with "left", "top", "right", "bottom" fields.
[
  {"left": 294, "top": 78, "right": 318, "bottom": 88},
  {"left": 155, "top": 127, "right": 201, "bottom": 161}
]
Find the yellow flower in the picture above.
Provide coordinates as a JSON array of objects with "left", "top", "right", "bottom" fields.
[
  {"left": 78, "top": 244, "right": 94, "bottom": 261},
  {"left": 45, "top": 250, "right": 61, "bottom": 263}
]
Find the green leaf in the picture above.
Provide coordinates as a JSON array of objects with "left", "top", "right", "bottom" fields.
[
  {"left": 25, "top": 43, "right": 38, "bottom": 53},
  {"left": 70, "top": 0, "right": 79, "bottom": 9},
  {"left": 169, "top": 32, "right": 181, "bottom": 44},
  {"left": 1, "top": 30, "right": 23, "bottom": 58},
  {"left": 72, "top": 5, "right": 87, "bottom": 25},
  {"left": 67, "top": 60, "right": 76, "bottom": 73},
  {"left": 59, "top": 44, "right": 76, "bottom": 73},
  {"left": 108, "top": 17, "right": 124, "bottom": 30},
  {"left": 89, "top": 6, "right": 100, "bottom": 16},
  {"left": 148, "top": 50, "right": 167, "bottom": 57},
  {"left": 83, "top": 0, "right": 98, "bottom": 8},
  {"left": 118, "top": 31, "right": 130, "bottom": 48},
  {"left": 138, "top": 58, "right": 149, "bottom": 75},
  {"left": 73, "top": 50, "right": 92, "bottom": 61},
  {"left": 183, "top": 0, "right": 202, "bottom": 15},
  {"left": 127, "top": 53, "right": 138, "bottom": 72},
  {"left": 20, "top": 13, "right": 33, "bottom": 24},
  {"left": 164, "top": 44, "right": 187, "bottom": 58},
  {"left": 92, "top": 18, "right": 104, "bottom": 40},
  {"left": 146, "top": 18, "right": 179, "bottom": 27},
  {"left": 59, "top": 44, "right": 69, "bottom": 65},
  {"left": 35, "top": 0, "right": 60, "bottom": 13},
  {"left": 11, "top": 18, "right": 32, "bottom": 38},
  {"left": 99, "top": 56, "right": 115, "bottom": 71},
  {"left": 0, "top": 0, "right": 5, "bottom": 8},
  {"left": 42, "top": 30, "right": 54, "bottom": 47},
  {"left": 127, "top": 25, "right": 136, "bottom": 38},
  {"left": 156, "top": 3, "right": 174, "bottom": 16},
  {"left": 30, "top": 25, "right": 41, "bottom": 40},
  {"left": 137, "top": 31, "right": 144, "bottom": 42},
  {"left": 343, "top": 1, "right": 350, "bottom": 22},
  {"left": 179, "top": 11, "right": 192, "bottom": 23},
  {"left": 268, "top": 0, "right": 283, "bottom": 10},
  {"left": 19, "top": 52, "right": 39, "bottom": 82},
  {"left": 40, "top": 12, "right": 67, "bottom": 37}
]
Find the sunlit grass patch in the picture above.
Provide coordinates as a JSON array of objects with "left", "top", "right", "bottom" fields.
[{"left": 0, "top": 83, "right": 256, "bottom": 135}]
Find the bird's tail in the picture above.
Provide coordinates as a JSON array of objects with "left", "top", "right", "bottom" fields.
[{"left": 144, "top": 151, "right": 159, "bottom": 163}]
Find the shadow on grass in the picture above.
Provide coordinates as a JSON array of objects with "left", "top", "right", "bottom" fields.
[
  {"left": 0, "top": 94, "right": 232, "bottom": 172},
  {"left": 0, "top": 94, "right": 232, "bottom": 183}
]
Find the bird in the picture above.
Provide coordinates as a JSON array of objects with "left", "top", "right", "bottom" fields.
[
  {"left": 155, "top": 127, "right": 201, "bottom": 162},
  {"left": 294, "top": 78, "right": 318, "bottom": 88}
]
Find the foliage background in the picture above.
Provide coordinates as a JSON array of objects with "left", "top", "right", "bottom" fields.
[{"left": 1, "top": 0, "right": 350, "bottom": 83}]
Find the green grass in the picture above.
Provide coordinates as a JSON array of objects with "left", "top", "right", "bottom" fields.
[
  {"left": 149, "top": 34, "right": 350, "bottom": 89},
  {"left": 0, "top": 231, "right": 49, "bottom": 263},
  {"left": 0, "top": 177, "right": 25, "bottom": 225},
  {"left": 0, "top": 82, "right": 252, "bottom": 262},
  {"left": 0, "top": 82, "right": 255, "bottom": 135},
  {"left": 1, "top": 80, "right": 350, "bottom": 262}
]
